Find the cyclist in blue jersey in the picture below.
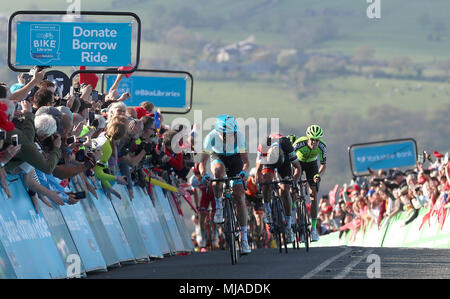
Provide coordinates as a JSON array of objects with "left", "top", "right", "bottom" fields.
[{"left": 199, "top": 115, "right": 251, "bottom": 254}]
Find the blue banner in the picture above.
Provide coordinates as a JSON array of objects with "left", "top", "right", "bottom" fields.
[
  {"left": 106, "top": 75, "right": 187, "bottom": 108},
  {"left": 16, "top": 21, "right": 132, "bottom": 67},
  {"left": 352, "top": 139, "right": 417, "bottom": 174}
]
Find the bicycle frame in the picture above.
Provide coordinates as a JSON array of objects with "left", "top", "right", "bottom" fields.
[
  {"left": 260, "top": 176, "right": 293, "bottom": 254},
  {"left": 210, "top": 176, "right": 245, "bottom": 265},
  {"left": 293, "top": 179, "right": 311, "bottom": 251}
]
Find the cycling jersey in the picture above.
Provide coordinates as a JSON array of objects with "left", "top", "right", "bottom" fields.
[
  {"left": 203, "top": 129, "right": 247, "bottom": 179},
  {"left": 257, "top": 136, "right": 298, "bottom": 178},
  {"left": 292, "top": 136, "right": 327, "bottom": 164},
  {"left": 203, "top": 130, "right": 247, "bottom": 156},
  {"left": 257, "top": 136, "right": 298, "bottom": 165}
]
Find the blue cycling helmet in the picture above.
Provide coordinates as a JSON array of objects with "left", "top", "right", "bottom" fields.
[{"left": 215, "top": 114, "right": 238, "bottom": 134}]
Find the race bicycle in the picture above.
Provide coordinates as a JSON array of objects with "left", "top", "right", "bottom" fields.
[
  {"left": 292, "top": 179, "right": 311, "bottom": 252},
  {"left": 210, "top": 175, "right": 246, "bottom": 265},
  {"left": 260, "top": 177, "right": 292, "bottom": 254}
]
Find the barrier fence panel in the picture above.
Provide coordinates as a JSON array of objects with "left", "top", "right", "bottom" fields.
[
  {"left": 159, "top": 190, "right": 186, "bottom": 252},
  {"left": 114, "top": 184, "right": 159, "bottom": 259},
  {"left": 142, "top": 189, "right": 171, "bottom": 255},
  {"left": 151, "top": 186, "right": 181, "bottom": 253},
  {"left": 79, "top": 192, "right": 121, "bottom": 267},
  {"left": 0, "top": 176, "right": 67, "bottom": 278},
  {"left": 168, "top": 192, "right": 194, "bottom": 252},
  {"left": 108, "top": 186, "right": 149, "bottom": 261},
  {"left": 89, "top": 188, "right": 136, "bottom": 264},
  {"left": 151, "top": 186, "right": 177, "bottom": 254},
  {"left": 38, "top": 200, "right": 87, "bottom": 278},
  {"left": 0, "top": 238, "right": 16, "bottom": 278},
  {"left": 131, "top": 186, "right": 164, "bottom": 258},
  {"left": 59, "top": 202, "right": 107, "bottom": 272}
]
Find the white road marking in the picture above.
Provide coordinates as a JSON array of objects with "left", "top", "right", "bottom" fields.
[
  {"left": 333, "top": 249, "right": 374, "bottom": 279},
  {"left": 302, "top": 247, "right": 353, "bottom": 279}
]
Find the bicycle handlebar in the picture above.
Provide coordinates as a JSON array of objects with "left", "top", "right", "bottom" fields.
[
  {"left": 210, "top": 176, "right": 243, "bottom": 183},
  {"left": 259, "top": 179, "right": 294, "bottom": 186}
]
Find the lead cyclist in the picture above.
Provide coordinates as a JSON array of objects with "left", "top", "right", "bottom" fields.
[
  {"left": 198, "top": 115, "right": 252, "bottom": 254},
  {"left": 288, "top": 125, "right": 327, "bottom": 242}
]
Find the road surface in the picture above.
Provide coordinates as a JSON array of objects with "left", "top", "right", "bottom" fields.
[{"left": 86, "top": 246, "right": 450, "bottom": 279}]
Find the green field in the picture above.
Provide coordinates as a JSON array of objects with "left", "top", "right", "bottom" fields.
[{"left": 174, "top": 76, "right": 450, "bottom": 128}]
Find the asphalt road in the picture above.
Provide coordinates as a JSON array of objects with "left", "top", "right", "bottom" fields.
[{"left": 86, "top": 246, "right": 450, "bottom": 279}]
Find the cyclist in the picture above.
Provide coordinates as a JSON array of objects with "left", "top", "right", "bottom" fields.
[
  {"left": 199, "top": 115, "right": 251, "bottom": 254},
  {"left": 289, "top": 125, "right": 327, "bottom": 242},
  {"left": 189, "top": 162, "right": 217, "bottom": 249},
  {"left": 256, "top": 133, "right": 302, "bottom": 244},
  {"left": 244, "top": 167, "right": 265, "bottom": 247}
]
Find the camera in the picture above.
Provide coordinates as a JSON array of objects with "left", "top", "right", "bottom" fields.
[
  {"left": 91, "top": 90, "right": 105, "bottom": 103},
  {"left": 11, "top": 134, "right": 18, "bottom": 147}
]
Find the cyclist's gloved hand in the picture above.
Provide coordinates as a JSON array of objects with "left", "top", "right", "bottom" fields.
[
  {"left": 202, "top": 173, "right": 213, "bottom": 185},
  {"left": 314, "top": 173, "right": 321, "bottom": 183},
  {"left": 239, "top": 170, "right": 249, "bottom": 181}
]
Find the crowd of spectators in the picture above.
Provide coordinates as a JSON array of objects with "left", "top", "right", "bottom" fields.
[
  {"left": 0, "top": 66, "right": 195, "bottom": 212},
  {"left": 317, "top": 150, "right": 450, "bottom": 240}
]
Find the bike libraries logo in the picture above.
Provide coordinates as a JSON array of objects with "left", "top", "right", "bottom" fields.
[{"left": 367, "top": 0, "right": 381, "bottom": 19}]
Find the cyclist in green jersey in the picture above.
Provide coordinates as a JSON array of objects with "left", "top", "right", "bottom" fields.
[{"left": 288, "top": 125, "right": 327, "bottom": 242}]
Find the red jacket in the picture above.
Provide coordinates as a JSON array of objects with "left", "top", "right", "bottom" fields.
[{"left": 164, "top": 147, "right": 183, "bottom": 171}]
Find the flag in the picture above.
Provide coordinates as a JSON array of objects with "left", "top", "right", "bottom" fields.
[
  {"left": 118, "top": 66, "right": 134, "bottom": 78},
  {"left": 329, "top": 184, "right": 339, "bottom": 206},
  {"left": 79, "top": 66, "right": 99, "bottom": 89}
]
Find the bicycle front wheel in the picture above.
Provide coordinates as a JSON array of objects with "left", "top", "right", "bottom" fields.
[{"left": 225, "top": 198, "right": 238, "bottom": 264}]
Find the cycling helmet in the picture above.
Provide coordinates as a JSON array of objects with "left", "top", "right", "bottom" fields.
[
  {"left": 215, "top": 114, "right": 238, "bottom": 134},
  {"left": 306, "top": 125, "right": 324, "bottom": 139}
]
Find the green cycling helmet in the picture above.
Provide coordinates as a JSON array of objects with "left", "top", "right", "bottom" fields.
[{"left": 306, "top": 125, "right": 324, "bottom": 139}]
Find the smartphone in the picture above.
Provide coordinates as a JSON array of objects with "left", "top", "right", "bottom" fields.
[
  {"left": 444, "top": 153, "right": 449, "bottom": 165},
  {"left": 11, "top": 134, "right": 18, "bottom": 146},
  {"left": 0, "top": 130, "right": 5, "bottom": 141},
  {"left": 67, "top": 135, "right": 76, "bottom": 145},
  {"left": 417, "top": 154, "right": 424, "bottom": 164},
  {"left": 91, "top": 90, "right": 98, "bottom": 102},
  {"left": 71, "top": 191, "right": 86, "bottom": 199},
  {"left": 88, "top": 111, "right": 95, "bottom": 126}
]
